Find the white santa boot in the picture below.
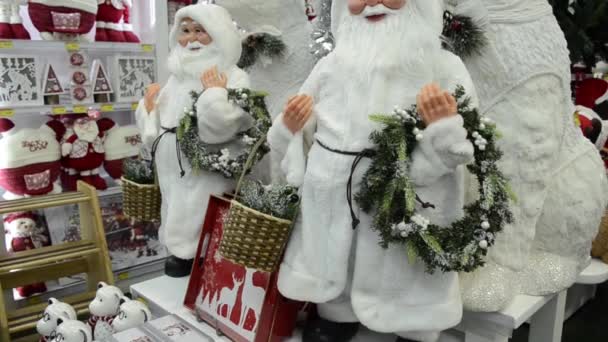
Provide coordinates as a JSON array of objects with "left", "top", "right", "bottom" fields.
[{"left": 0, "top": 0, "right": 13, "bottom": 39}]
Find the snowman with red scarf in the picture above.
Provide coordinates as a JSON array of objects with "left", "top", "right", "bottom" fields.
[
  {"left": 4, "top": 212, "right": 49, "bottom": 297},
  {"left": 61, "top": 114, "right": 115, "bottom": 190}
]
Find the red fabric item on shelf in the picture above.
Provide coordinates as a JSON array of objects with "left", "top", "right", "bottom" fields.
[
  {"left": 96, "top": 2, "right": 122, "bottom": 22},
  {"left": 105, "top": 27, "right": 125, "bottom": 42},
  {"left": 103, "top": 158, "right": 123, "bottom": 180},
  {"left": 95, "top": 26, "right": 108, "bottom": 41},
  {"left": 10, "top": 23, "right": 30, "bottom": 39},
  {"left": 122, "top": 6, "right": 139, "bottom": 43},
  {"left": 0, "top": 22, "right": 13, "bottom": 39},
  {"left": 28, "top": 3, "right": 96, "bottom": 34},
  {"left": 0, "top": 161, "right": 61, "bottom": 196}
]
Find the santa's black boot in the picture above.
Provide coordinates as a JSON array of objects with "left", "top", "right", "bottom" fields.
[
  {"left": 302, "top": 317, "right": 359, "bottom": 342},
  {"left": 164, "top": 256, "right": 194, "bottom": 278}
]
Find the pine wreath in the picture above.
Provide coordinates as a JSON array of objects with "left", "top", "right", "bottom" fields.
[
  {"left": 177, "top": 88, "right": 272, "bottom": 179},
  {"left": 356, "top": 85, "right": 515, "bottom": 273}
]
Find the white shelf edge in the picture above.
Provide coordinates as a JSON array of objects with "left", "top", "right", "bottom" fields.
[
  {"left": 0, "top": 40, "right": 155, "bottom": 54},
  {"left": 1, "top": 102, "right": 138, "bottom": 117}
]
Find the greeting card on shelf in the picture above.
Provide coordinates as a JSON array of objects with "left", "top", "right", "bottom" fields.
[
  {"left": 113, "top": 56, "right": 156, "bottom": 102},
  {"left": 184, "top": 195, "right": 303, "bottom": 342},
  {"left": 0, "top": 55, "right": 42, "bottom": 107}
]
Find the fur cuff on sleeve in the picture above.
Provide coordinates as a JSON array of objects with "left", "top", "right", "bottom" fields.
[{"left": 281, "top": 131, "right": 306, "bottom": 187}]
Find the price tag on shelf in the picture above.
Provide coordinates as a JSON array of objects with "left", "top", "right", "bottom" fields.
[
  {"left": 136, "top": 297, "right": 148, "bottom": 305},
  {"left": 0, "top": 40, "right": 13, "bottom": 49},
  {"left": 131, "top": 102, "right": 139, "bottom": 110},
  {"left": 141, "top": 44, "right": 154, "bottom": 53},
  {"left": 118, "top": 272, "right": 129, "bottom": 281},
  {"left": 73, "top": 105, "right": 87, "bottom": 113},
  {"left": 51, "top": 106, "right": 67, "bottom": 115},
  {"left": 65, "top": 42, "right": 80, "bottom": 51},
  {"left": 0, "top": 109, "right": 14, "bottom": 117},
  {"left": 101, "top": 104, "right": 114, "bottom": 112}
]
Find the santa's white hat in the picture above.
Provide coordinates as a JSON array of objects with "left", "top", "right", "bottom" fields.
[
  {"left": 169, "top": 3, "right": 242, "bottom": 69},
  {"left": 214, "top": 0, "right": 282, "bottom": 37},
  {"left": 29, "top": 0, "right": 98, "bottom": 14},
  {"left": 0, "top": 120, "right": 62, "bottom": 169},
  {"left": 104, "top": 125, "right": 141, "bottom": 161},
  {"left": 330, "top": 0, "right": 444, "bottom": 39}
]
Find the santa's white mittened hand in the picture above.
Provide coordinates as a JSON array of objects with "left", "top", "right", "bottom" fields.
[
  {"left": 417, "top": 83, "right": 458, "bottom": 126},
  {"left": 283, "top": 94, "right": 314, "bottom": 134},
  {"left": 201, "top": 66, "right": 228, "bottom": 89}
]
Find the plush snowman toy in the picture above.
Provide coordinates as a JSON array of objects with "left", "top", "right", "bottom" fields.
[
  {"left": 50, "top": 319, "right": 92, "bottom": 342},
  {"left": 37, "top": 298, "right": 78, "bottom": 342},
  {"left": 87, "top": 281, "right": 123, "bottom": 340},
  {"left": 111, "top": 296, "right": 152, "bottom": 332}
]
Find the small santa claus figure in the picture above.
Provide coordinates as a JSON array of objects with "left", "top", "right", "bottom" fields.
[
  {"left": 61, "top": 116, "right": 115, "bottom": 190},
  {"left": 4, "top": 212, "right": 48, "bottom": 297},
  {"left": 95, "top": 0, "right": 139, "bottom": 42},
  {"left": 28, "top": 0, "right": 98, "bottom": 41},
  {"left": 575, "top": 78, "right": 608, "bottom": 168}
]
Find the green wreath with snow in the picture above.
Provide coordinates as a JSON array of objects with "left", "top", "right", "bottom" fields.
[
  {"left": 356, "top": 85, "right": 515, "bottom": 273},
  {"left": 177, "top": 89, "right": 272, "bottom": 179}
]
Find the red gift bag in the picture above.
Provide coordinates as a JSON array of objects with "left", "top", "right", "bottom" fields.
[{"left": 184, "top": 195, "right": 303, "bottom": 342}]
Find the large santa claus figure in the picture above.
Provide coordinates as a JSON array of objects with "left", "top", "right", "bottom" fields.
[
  {"left": 269, "top": 0, "right": 477, "bottom": 341},
  {"left": 136, "top": 3, "right": 252, "bottom": 278},
  {"left": 451, "top": 0, "right": 608, "bottom": 312}
]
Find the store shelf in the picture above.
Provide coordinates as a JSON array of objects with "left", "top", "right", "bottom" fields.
[
  {"left": 0, "top": 102, "right": 139, "bottom": 117},
  {"left": 0, "top": 40, "right": 155, "bottom": 54}
]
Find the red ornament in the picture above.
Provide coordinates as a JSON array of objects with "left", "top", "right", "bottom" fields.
[
  {"left": 70, "top": 52, "right": 85, "bottom": 67},
  {"left": 72, "top": 71, "right": 87, "bottom": 85},
  {"left": 73, "top": 87, "right": 87, "bottom": 101}
]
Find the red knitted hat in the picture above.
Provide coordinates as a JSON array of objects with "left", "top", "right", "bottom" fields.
[{"left": 576, "top": 78, "right": 608, "bottom": 110}]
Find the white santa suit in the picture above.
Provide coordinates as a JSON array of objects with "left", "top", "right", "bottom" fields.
[
  {"left": 135, "top": 4, "right": 251, "bottom": 260},
  {"left": 453, "top": 0, "right": 608, "bottom": 311},
  {"left": 269, "top": 0, "right": 478, "bottom": 336}
]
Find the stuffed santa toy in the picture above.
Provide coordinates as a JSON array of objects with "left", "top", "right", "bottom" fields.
[
  {"left": 0, "top": 0, "right": 30, "bottom": 39},
  {"left": 0, "top": 119, "right": 65, "bottom": 200},
  {"left": 4, "top": 211, "right": 48, "bottom": 297},
  {"left": 28, "top": 0, "right": 97, "bottom": 41},
  {"left": 95, "top": 0, "right": 139, "bottom": 42},
  {"left": 575, "top": 78, "right": 608, "bottom": 168},
  {"left": 103, "top": 124, "right": 141, "bottom": 181},
  {"left": 61, "top": 116, "right": 115, "bottom": 190}
]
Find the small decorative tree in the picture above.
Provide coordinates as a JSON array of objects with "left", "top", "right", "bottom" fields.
[
  {"left": 42, "top": 64, "right": 64, "bottom": 105},
  {"left": 91, "top": 60, "right": 113, "bottom": 103}
]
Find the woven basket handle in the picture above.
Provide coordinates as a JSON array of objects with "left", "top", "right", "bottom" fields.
[{"left": 234, "top": 134, "right": 267, "bottom": 196}]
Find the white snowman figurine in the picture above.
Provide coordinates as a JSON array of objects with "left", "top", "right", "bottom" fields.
[
  {"left": 50, "top": 319, "right": 92, "bottom": 342},
  {"left": 37, "top": 298, "right": 78, "bottom": 342},
  {"left": 111, "top": 296, "right": 152, "bottom": 332},
  {"left": 87, "top": 281, "right": 123, "bottom": 340}
]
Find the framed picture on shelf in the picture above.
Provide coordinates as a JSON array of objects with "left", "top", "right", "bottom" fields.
[
  {"left": 0, "top": 55, "right": 42, "bottom": 107},
  {"left": 113, "top": 56, "right": 156, "bottom": 102}
]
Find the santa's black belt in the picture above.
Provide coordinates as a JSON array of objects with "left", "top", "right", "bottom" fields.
[
  {"left": 315, "top": 139, "right": 435, "bottom": 230},
  {"left": 150, "top": 126, "right": 186, "bottom": 178}
]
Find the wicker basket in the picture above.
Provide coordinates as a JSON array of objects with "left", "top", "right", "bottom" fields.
[
  {"left": 121, "top": 177, "right": 161, "bottom": 221},
  {"left": 219, "top": 136, "right": 296, "bottom": 272}
]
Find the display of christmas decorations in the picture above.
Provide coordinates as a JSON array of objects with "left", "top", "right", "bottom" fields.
[
  {"left": 91, "top": 59, "right": 113, "bottom": 103},
  {"left": 61, "top": 115, "right": 116, "bottom": 190},
  {"left": 0, "top": 55, "right": 42, "bottom": 107},
  {"left": 42, "top": 63, "right": 64, "bottom": 105},
  {"left": 103, "top": 124, "right": 141, "bottom": 181},
  {"left": 69, "top": 51, "right": 94, "bottom": 104},
  {"left": 3, "top": 211, "right": 49, "bottom": 297},
  {"left": 0, "top": 0, "right": 30, "bottom": 39},
  {"left": 110, "top": 296, "right": 152, "bottom": 333},
  {"left": 113, "top": 56, "right": 156, "bottom": 102},
  {"left": 36, "top": 298, "right": 78, "bottom": 341},
  {"left": 28, "top": 0, "right": 98, "bottom": 41},
  {"left": 177, "top": 89, "right": 271, "bottom": 179},
  {"left": 356, "top": 86, "right": 513, "bottom": 273},
  {"left": 453, "top": 0, "right": 608, "bottom": 313},
  {"left": 51, "top": 318, "right": 93, "bottom": 342},
  {"left": 88, "top": 281, "right": 124, "bottom": 340},
  {"left": 95, "top": 0, "right": 140, "bottom": 43},
  {"left": 0, "top": 118, "right": 65, "bottom": 200}
]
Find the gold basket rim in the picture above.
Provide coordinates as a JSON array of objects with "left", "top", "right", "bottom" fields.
[
  {"left": 229, "top": 199, "right": 293, "bottom": 226},
  {"left": 121, "top": 177, "right": 159, "bottom": 189}
]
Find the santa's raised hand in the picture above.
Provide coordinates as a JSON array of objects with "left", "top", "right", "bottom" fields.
[
  {"left": 416, "top": 83, "right": 458, "bottom": 126},
  {"left": 144, "top": 83, "right": 161, "bottom": 113},
  {"left": 282, "top": 94, "right": 314, "bottom": 134},
  {"left": 201, "top": 66, "right": 227, "bottom": 89}
]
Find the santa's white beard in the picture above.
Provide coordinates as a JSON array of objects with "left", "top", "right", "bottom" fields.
[
  {"left": 74, "top": 122, "right": 99, "bottom": 143},
  {"left": 333, "top": 4, "right": 442, "bottom": 86},
  {"left": 167, "top": 43, "right": 225, "bottom": 79}
]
